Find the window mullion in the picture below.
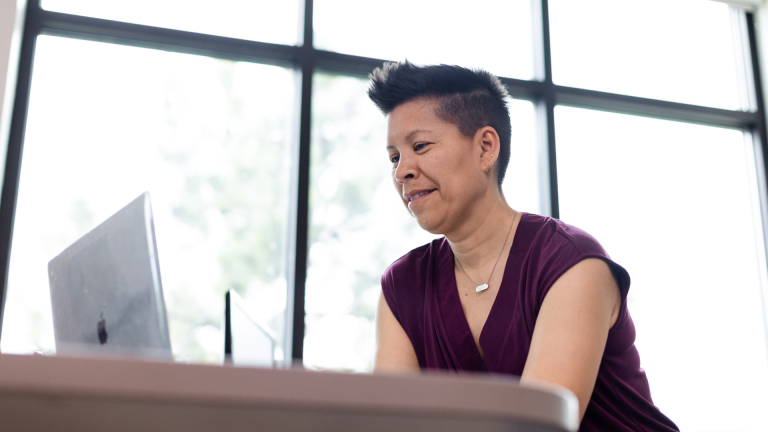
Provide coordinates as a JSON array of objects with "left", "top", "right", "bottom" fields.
[
  {"left": 284, "top": 0, "right": 314, "bottom": 366},
  {"left": 0, "top": 0, "right": 42, "bottom": 337},
  {"left": 533, "top": 0, "right": 559, "bottom": 218}
]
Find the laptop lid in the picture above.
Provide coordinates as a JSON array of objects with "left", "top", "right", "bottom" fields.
[{"left": 48, "top": 192, "right": 172, "bottom": 361}]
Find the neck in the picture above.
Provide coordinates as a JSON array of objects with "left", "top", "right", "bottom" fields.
[{"left": 445, "top": 191, "right": 517, "bottom": 270}]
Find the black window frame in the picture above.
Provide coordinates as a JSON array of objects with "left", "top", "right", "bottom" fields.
[{"left": 1, "top": 0, "right": 766, "bottom": 364}]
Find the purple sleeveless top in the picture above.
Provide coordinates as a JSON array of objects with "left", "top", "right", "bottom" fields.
[{"left": 381, "top": 213, "right": 678, "bottom": 431}]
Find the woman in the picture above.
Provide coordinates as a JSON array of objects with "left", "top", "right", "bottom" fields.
[{"left": 368, "top": 62, "right": 678, "bottom": 431}]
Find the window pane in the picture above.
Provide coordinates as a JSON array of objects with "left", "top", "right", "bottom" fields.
[
  {"left": 42, "top": 0, "right": 300, "bottom": 46},
  {"left": 556, "top": 106, "right": 768, "bottom": 432},
  {"left": 304, "top": 73, "right": 438, "bottom": 371},
  {"left": 550, "top": 0, "right": 742, "bottom": 109},
  {"left": 502, "top": 99, "right": 539, "bottom": 214},
  {"left": 313, "top": 0, "right": 534, "bottom": 80},
  {"left": 0, "top": 36, "right": 295, "bottom": 365},
  {"left": 304, "top": 74, "right": 538, "bottom": 371}
]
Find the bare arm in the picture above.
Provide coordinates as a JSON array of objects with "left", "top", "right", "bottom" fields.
[
  {"left": 521, "top": 258, "right": 621, "bottom": 422},
  {"left": 373, "top": 292, "right": 420, "bottom": 372}
]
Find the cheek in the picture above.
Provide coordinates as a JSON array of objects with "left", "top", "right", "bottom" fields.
[
  {"left": 437, "top": 164, "right": 485, "bottom": 207},
  {"left": 433, "top": 147, "right": 478, "bottom": 187},
  {"left": 437, "top": 140, "right": 475, "bottom": 172}
]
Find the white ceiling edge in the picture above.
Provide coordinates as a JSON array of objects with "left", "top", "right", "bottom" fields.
[{"left": 709, "top": 0, "right": 763, "bottom": 12}]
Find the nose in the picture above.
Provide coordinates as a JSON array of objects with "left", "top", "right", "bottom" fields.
[{"left": 393, "top": 155, "right": 417, "bottom": 184}]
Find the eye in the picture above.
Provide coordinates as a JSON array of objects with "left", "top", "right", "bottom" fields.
[
  {"left": 390, "top": 154, "right": 400, "bottom": 163},
  {"left": 414, "top": 142, "right": 429, "bottom": 151}
]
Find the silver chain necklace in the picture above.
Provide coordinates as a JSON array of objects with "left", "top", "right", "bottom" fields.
[{"left": 454, "top": 211, "right": 518, "bottom": 293}]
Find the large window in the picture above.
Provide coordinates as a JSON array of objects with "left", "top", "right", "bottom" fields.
[
  {"left": 556, "top": 107, "right": 768, "bottom": 430},
  {"left": 4, "top": 35, "right": 295, "bottom": 363},
  {"left": 313, "top": 0, "right": 535, "bottom": 80},
  {"left": 42, "top": 0, "right": 300, "bottom": 45},
  {"left": 2, "top": 1, "right": 767, "bottom": 430},
  {"left": 549, "top": 0, "right": 743, "bottom": 109}
]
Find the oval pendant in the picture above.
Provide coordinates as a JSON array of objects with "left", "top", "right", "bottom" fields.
[{"left": 476, "top": 283, "right": 489, "bottom": 293}]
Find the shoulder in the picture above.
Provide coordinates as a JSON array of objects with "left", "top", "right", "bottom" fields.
[
  {"left": 380, "top": 237, "right": 446, "bottom": 322},
  {"left": 519, "top": 213, "right": 630, "bottom": 301},
  {"left": 382, "top": 237, "right": 445, "bottom": 286},
  {"left": 523, "top": 213, "right": 608, "bottom": 257}
]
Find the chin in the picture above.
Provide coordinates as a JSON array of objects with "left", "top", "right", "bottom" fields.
[{"left": 413, "top": 213, "right": 445, "bottom": 235}]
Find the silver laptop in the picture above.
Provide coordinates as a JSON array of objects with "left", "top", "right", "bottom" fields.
[{"left": 48, "top": 192, "right": 172, "bottom": 361}]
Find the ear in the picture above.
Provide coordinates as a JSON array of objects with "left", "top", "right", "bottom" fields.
[{"left": 476, "top": 126, "right": 501, "bottom": 174}]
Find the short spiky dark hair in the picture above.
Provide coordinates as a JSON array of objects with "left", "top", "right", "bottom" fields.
[{"left": 368, "top": 61, "right": 512, "bottom": 187}]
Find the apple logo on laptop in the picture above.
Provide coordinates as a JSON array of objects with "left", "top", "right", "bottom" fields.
[{"left": 98, "top": 312, "right": 108, "bottom": 345}]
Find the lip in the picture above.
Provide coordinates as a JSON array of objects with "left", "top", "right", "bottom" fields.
[{"left": 405, "top": 188, "right": 436, "bottom": 207}]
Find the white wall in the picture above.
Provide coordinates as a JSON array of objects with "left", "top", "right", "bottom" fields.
[{"left": 0, "top": 0, "right": 25, "bottom": 188}]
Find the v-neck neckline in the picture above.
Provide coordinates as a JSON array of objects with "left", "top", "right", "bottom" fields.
[{"left": 438, "top": 212, "right": 528, "bottom": 371}]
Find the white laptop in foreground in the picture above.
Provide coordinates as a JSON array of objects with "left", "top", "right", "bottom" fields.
[{"left": 47, "top": 192, "right": 172, "bottom": 361}]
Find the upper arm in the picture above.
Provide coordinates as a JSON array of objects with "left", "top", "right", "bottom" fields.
[
  {"left": 374, "top": 291, "right": 420, "bottom": 373},
  {"left": 520, "top": 258, "right": 621, "bottom": 421}
]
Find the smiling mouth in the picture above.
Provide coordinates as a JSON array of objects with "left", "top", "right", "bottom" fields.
[{"left": 409, "top": 189, "right": 436, "bottom": 203}]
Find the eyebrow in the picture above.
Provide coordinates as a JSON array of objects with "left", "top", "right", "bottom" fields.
[
  {"left": 405, "top": 128, "right": 432, "bottom": 141},
  {"left": 386, "top": 129, "right": 433, "bottom": 150}
]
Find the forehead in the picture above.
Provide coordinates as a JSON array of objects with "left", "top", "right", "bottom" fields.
[{"left": 386, "top": 98, "right": 451, "bottom": 139}]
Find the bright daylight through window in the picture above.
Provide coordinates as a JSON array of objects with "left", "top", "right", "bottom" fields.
[
  {"left": 3, "top": 36, "right": 294, "bottom": 363},
  {"left": 313, "top": 0, "right": 534, "bottom": 80},
  {"left": 550, "top": 0, "right": 743, "bottom": 109},
  {"left": 42, "top": 0, "right": 300, "bottom": 45},
  {"left": 1, "top": 1, "right": 767, "bottom": 431},
  {"left": 557, "top": 106, "right": 768, "bottom": 431}
]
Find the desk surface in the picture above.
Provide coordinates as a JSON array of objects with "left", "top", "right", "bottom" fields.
[{"left": 0, "top": 354, "right": 578, "bottom": 432}]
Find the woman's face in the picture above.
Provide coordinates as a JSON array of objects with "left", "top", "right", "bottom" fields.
[{"left": 386, "top": 98, "right": 489, "bottom": 235}]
